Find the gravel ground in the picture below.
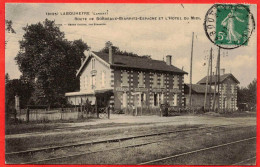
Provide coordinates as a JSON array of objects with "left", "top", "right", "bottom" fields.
[{"left": 6, "top": 114, "right": 256, "bottom": 139}]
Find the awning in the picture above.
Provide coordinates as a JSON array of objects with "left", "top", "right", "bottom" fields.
[
  {"left": 94, "top": 89, "right": 114, "bottom": 96},
  {"left": 65, "top": 91, "right": 94, "bottom": 97}
]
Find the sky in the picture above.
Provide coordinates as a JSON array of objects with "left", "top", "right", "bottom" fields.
[{"left": 5, "top": 3, "right": 257, "bottom": 87}]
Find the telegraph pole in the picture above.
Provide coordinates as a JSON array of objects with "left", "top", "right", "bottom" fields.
[
  {"left": 209, "top": 48, "right": 213, "bottom": 111},
  {"left": 213, "top": 47, "right": 220, "bottom": 112},
  {"left": 217, "top": 47, "right": 221, "bottom": 112},
  {"left": 189, "top": 32, "right": 194, "bottom": 111},
  {"left": 204, "top": 48, "right": 212, "bottom": 110}
]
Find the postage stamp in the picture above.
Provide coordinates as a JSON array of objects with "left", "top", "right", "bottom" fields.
[{"left": 204, "top": 4, "right": 255, "bottom": 49}]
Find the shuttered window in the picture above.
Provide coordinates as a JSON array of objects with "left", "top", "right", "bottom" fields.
[
  {"left": 173, "top": 94, "right": 178, "bottom": 106},
  {"left": 223, "top": 84, "right": 227, "bottom": 93},
  {"left": 173, "top": 75, "right": 179, "bottom": 88},
  {"left": 160, "top": 74, "right": 165, "bottom": 88},
  {"left": 122, "top": 92, "right": 128, "bottom": 108},
  {"left": 84, "top": 75, "right": 88, "bottom": 89},
  {"left": 231, "top": 84, "right": 235, "bottom": 93},
  {"left": 153, "top": 74, "right": 158, "bottom": 88},
  {"left": 138, "top": 93, "right": 146, "bottom": 106},
  {"left": 138, "top": 72, "right": 144, "bottom": 87},
  {"left": 121, "top": 71, "right": 129, "bottom": 87}
]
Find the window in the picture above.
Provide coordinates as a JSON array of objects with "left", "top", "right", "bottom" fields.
[
  {"left": 101, "top": 71, "right": 106, "bottom": 87},
  {"left": 173, "top": 94, "right": 178, "bottom": 106},
  {"left": 91, "top": 75, "right": 96, "bottom": 89},
  {"left": 173, "top": 75, "right": 179, "bottom": 88},
  {"left": 223, "top": 97, "right": 227, "bottom": 109},
  {"left": 122, "top": 92, "right": 128, "bottom": 108},
  {"left": 84, "top": 75, "right": 88, "bottom": 89},
  {"left": 161, "top": 93, "right": 164, "bottom": 104},
  {"left": 154, "top": 93, "right": 158, "bottom": 106},
  {"left": 91, "top": 59, "right": 95, "bottom": 70},
  {"left": 153, "top": 74, "right": 158, "bottom": 88},
  {"left": 138, "top": 72, "right": 144, "bottom": 87},
  {"left": 223, "top": 84, "right": 227, "bottom": 93},
  {"left": 160, "top": 74, "right": 165, "bottom": 88},
  {"left": 231, "top": 84, "right": 235, "bottom": 94},
  {"left": 139, "top": 93, "right": 146, "bottom": 106},
  {"left": 121, "top": 71, "right": 129, "bottom": 87}
]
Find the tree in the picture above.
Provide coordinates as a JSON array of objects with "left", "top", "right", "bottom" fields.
[
  {"left": 237, "top": 78, "right": 256, "bottom": 110},
  {"left": 100, "top": 41, "right": 139, "bottom": 57},
  {"left": 5, "top": 20, "right": 16, "bottom": 33},
  {"left": 247, "top": 79, "right": 256, "bottom": 108},
  {"left": 15, "top": 19, "right": 90, "bottom": 107},
  {"left": 5, "top": 78, "right": 34, "bottom": 110},
  {"left": 5, "top": 73, "right": 10, "bottom": 85},
  {"left": 5, "top": 20, "right": 16, "bottom": 47}
]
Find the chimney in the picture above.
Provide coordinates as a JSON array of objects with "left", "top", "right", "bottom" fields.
[
  {"left": 166, "top": 55, "right": 172, "bottom": 66},
  {"left": 220, "top": 68, "right": 225, "bottom": 75},
  {"left": 107, "top": 41, "right": 113, "bottom": 64}
]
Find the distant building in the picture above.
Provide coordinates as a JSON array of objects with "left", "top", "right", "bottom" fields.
[
  {"left": 184, "top": 84, "right": 216, "bottom": 109},
  {"left": 197, "top": 69, "right": 239, "bottom": 110},
  {"left": 65, "top": 45, "right": 187, "bottom": 112}
]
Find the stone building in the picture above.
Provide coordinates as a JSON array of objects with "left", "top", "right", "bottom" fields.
[
  {"left": 65, "top": 45, "right": 187, "bottom": 113},
  {"left": 197, "top": 69, "right": 239, "bottom": 110}
]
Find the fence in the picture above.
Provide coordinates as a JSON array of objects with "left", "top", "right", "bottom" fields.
[{"left": 17, "top": 107, "right": 99, "bottom": 122}]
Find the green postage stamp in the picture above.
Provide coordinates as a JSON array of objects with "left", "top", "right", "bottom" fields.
[{"left": 204, "top": 4, "right": 255, "bottom": 49}]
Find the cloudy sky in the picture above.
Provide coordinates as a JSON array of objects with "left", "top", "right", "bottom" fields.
[{"left": 5, "top": 3, "right": 257, "bottom": 87}]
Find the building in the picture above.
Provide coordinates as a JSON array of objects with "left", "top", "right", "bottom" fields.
[
  {"left": 184, "top": 84, "right": 217, "bottom": 109},
  {"left": 65, "top": 44, "right": 188, "bottom": 113},
  {"left": 197, "top": 69, "right": 239, "bottom": 110}
]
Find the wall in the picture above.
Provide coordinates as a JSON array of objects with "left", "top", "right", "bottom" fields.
[
  {"left": 219, "top": 77, "right": 238, "bottom": 110},
  {"left": 79, "top": 56, "right": 112, "bottom": 92},
  {"left": 185, "top": 94, "right": 214, "bottom": 109},
  {"left": 113, "top": 68, "right": 185, "bottom": 111}
]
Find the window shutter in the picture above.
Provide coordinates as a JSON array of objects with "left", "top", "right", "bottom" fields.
[
  {"left": 153, "top": 74, "right": 157, "bottom": 88},
  {"left": 122, "top": 71, "right": 129, "bottom": 86}
]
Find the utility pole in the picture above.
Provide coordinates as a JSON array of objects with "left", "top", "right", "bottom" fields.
[
  {"left": 213, "top": 47, "right": 220, "bottom": 112},
  {"left": 209, "top": 48, "right": 213, "bottom": 111},
  {"left": 189, "top": 32, "right": 194, "bottom": 111},
  {"left": 204, "top": 48, "right": 212, "bottom": 110},
  {"left": 217, "top": 47, "right": 221, "bottom": 112}
]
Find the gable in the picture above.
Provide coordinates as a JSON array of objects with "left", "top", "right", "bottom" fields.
[{"left": 76, "top": 51, "right": 110, "bottom": 77}]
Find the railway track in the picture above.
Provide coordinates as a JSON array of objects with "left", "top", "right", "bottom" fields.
[
  {"left": 138, "top": 136, "right": 256, "bottom": 165},
  {"left": 6, "top": 124, "right": 254, "bottom": 164},
  {"left": 6, "top": 124, "right": 236, "bottom": 156},
  {"left": 232, "top": 156, "right": 256, "bottom": 165}
]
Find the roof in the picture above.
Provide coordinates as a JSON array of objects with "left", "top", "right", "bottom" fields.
[
  {"left": 92, "top": 51, "right": 188, "bottom": 74},
  {"left": 196, "top": 73, "right": 240, "bottom": 84},
  {"left": 184, "top": 84, "right": 216, "bottom": 94}
]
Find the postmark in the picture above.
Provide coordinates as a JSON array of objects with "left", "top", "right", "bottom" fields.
[{"left": 204, "top": 4, "right": 255, "bottom": 49}]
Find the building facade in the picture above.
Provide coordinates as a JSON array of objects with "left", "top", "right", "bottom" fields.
[
  {"left": 197, "top": 70, "right": 239, "bottom": 111},
  {"left": 184, "top": 84, "right": 217, "bottom": 109},
  {"left": 65, "top": 46, "right": 187, "bottom": 113}
]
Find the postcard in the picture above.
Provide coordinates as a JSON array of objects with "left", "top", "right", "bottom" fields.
[{"left": 3, "top": 2, "right": 258, "bottom": 166}]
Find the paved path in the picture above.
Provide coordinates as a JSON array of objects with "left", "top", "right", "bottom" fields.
[{"left": 5, "top": 114, "right": 256, "bottom": 139}]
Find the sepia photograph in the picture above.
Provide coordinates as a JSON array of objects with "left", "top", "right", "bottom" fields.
[{"left": 4, "top": 3, "right": 257, "bottom": 165}]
